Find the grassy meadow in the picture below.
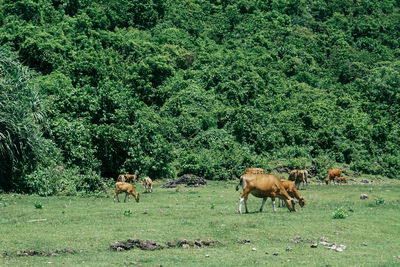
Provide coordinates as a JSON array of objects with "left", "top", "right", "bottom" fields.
[{"left": 1, "top": 180, "right": 400, "bottom": 266}]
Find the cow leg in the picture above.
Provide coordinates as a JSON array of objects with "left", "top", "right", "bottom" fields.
[
  {"left": 114, "top": 189, "right": 120, "bottom": 202},
  {"left": 259, "top": 197, "right": 267, "bottom": 212},
  {"left": 124, "top": 192, "right": 128, "bottom": 203},
  {"left": 271, "top": 196, "right": 276, "bottom": 212},
  {"left": 239, "top": 188, "right": 250, "bottom": 214}
]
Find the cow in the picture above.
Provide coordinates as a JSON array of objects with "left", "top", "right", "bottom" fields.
[
  {"left": 236, "top": 173, "right": 296, "bottom": 213},
  {"left": 114, "top": 182, "right": 139, "bottom": 203},
  {"left": 143, "top": 177, "right": 153, "bottom": 193},
  {"left": 288, "top": 169, "right": 308, "bottom": 190},
  {"left": 278, "top": 179, "right": 306, "bottom": 208},
  {"left": 117, "top": 174, "right": 137, "bottom": 184},
  {"left": 244, "top": 168, "right": 264, "bottom": 175},
  {"left": 325, "top": 169, "right": 342, "bottom": 184}
]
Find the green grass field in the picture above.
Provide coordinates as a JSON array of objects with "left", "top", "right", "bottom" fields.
[{"left": 1, "top": 180, "right": 400, "bottom": 266}]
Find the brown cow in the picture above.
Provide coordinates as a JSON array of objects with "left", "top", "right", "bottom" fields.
[
  {"left": 236, "top": 173, "right": 296, "bottom": 213},
  {"left": 288, "top": 169, "right": 308, "bottom": 190},
  {"left": 117, "top": 174, "right": 137, "bottom": 184},
  {"left": 114, "top": 182, "right": 139, "bottom": 203},
  {"left": 325, "top": 169, "right": 342, "bottom": 184},
  {"left": 244, "top": 168, "right": 264, "bottom": 174},
  {"left": 334, "top": 176, "right": 347, "bottom": 184},
  {"left": 279, "top": 180, "right": 306, "bottom": 208}
]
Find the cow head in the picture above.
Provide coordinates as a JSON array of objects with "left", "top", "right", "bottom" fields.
[{"left": 299, "top": 197, "right": 306, "bottom": 208}]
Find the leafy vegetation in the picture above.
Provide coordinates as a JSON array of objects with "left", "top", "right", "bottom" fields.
[{"left": 1, "top": 0, "right": 400, "bottom": 193}]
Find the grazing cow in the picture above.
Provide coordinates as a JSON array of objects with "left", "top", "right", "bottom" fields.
[
  {"left": 114, "top": 182, "right": 139, "bottom": 203},
  {"left": 117, "top": 174, "right": 137, "bottom": 184},
  {"left": 236, "top": 173, "right": 296, "bottom": 213},
  {"left": 288, "top": 169, "right": 308, "bottom": 190},
  {"left": 278, "top": 180, "right": 306, "bottom": 208},
  {"left": 143, "top": 177, "right": 153, "bottom": 193},
  {"left": 244, "top": 168, "right": 264, "bottom": 174},
  {"left": 334, "top": 176, "right": 347, "bottom": 184},
  {"left": 325, "top": 169, "right": 342, "bottom": 184}
]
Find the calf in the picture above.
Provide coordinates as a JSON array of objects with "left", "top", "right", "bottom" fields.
[
  {"left": 236, "top": 173, "right": 296, "bottom": 213},
  {"left": 334, "top": 176, "right": 347, "bottom": 184},
  {"left": 143, "top": 177, "right": 153, "bottom": 193},
  {"left": 114, "top": 182, "right": 139, "bottom": 203}
]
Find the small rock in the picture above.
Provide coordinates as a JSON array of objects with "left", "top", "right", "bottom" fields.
[
  {"left": 335, "top": 232, "right": 341, "bottom": 235},
  {"left": 265, "top": 252, "right": 269, "bottom": 255},
  {"left": 182, "top": 244, "right": 190, "bottom": 249},
  {"left": 361, "top": 242, "right": 367, "bottom": 246},
  {"left": 252, "top": 248, "right": 257, "bottom": 251},
  {"left": 286, "top": 247, "right": 293, "bottom": 251},
  {"left": 360, "top": 179, "right": 369, "bottom": 184},
  {"left": 205, "top": 254, "right": 209, "bottom": 258},
  {"left": 273, "top": 252, "right": 279, "bottom": 256},
  {"left": 320, "top": 237, "right": 328, "bottom": 242},
  {"left": 117, "top": 247, "right": 124, "bottom": 252},
  {"left": 311, "top": 243, "right": 318, "bottom": 248},
  {"left": 360, "top": 194, "right": 368, "bottom": 199},
  {"left": 319, "top": 241, "right": 330, "bottom": 246}
]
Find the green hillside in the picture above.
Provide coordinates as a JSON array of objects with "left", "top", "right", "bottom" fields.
[{"left": 1, "top": 0, "right": 399, "bottom": 193}]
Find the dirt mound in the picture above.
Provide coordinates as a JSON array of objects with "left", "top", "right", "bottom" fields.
[
  {"left": 110, "top": 238, "right": 219, "bottom": 251},
  {"left": 2, "top": 248, "right": 75, "bottom": 257},
  {"left": 110, "top": 239, "right": 164, "bottom": 251},
  {"left": 161, "top": 174, "right": 207, "bottom": 188}
]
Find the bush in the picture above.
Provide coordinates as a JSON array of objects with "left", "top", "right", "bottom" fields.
[
  {"left": 25, "top": 165, "right": 104, "bottom": 196},
  {"left": 332, "top": 208, "right": 348, "bottom": 219}
]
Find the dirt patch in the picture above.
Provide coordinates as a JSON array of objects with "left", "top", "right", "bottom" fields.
[
  {"left": 161, "top": 174, "right": 207, "bottom": 188},
  {"left": 110, "top": 239, "right": 220, "bottom": 251},
  {"left": 110, "top": 239, "right": 164, "bottom": 251},
  {"left": 2, "top": 248, "right": 75, "bottom": 257}
]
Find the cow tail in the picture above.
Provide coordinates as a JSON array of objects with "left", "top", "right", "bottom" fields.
[{"left": 236, "top": 176, "right": 243, "bottom": 191}]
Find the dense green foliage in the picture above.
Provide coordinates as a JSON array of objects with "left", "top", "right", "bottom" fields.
[{"left": 1, "top": 0, "right": 400, "bottom": 193}]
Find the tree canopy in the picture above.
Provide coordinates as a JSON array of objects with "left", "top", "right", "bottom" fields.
[{"left": 1, "top": 0, "right": 399, "bottom": 193}]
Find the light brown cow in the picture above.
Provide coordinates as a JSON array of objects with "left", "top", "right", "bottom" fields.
[
  {"left": 325, "top": 169, "right": 342, "bottom": 184},
  {"left": 244, "top": 168, "right": 264, "bottom": 174},
  {"left": 114, "top": 182, "right": 139, "bottom": 203},
  {"left": 288, "top": 169, "right": 308, "bottom": 190},
  {"left": 279, "top": 180, "right": 306, "bottom": 208},
  {"left": 117, "top": 174, "right": 137, "bottom": 184},
  {"left": 334, "top": 176, "right": 347, "bottom": 184},
  {"left": 143, "top": 177, "right": 153, "bottom": 193},
  {"left": 236, "top": 173, "right": 296, "bottom": 213}
]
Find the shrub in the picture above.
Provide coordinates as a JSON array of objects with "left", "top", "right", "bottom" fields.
[
  {"left": 25, "top": 165, "right": 104, "bottom": 196},
  {"left": 375, "top": 197, "right": 384, "bottom": 205},
  {"left": 34, "top": 201, "right": 43, "bottom": 209},
  {"left": 333, "top": 208, "right": 348, "bottom": 219}
]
